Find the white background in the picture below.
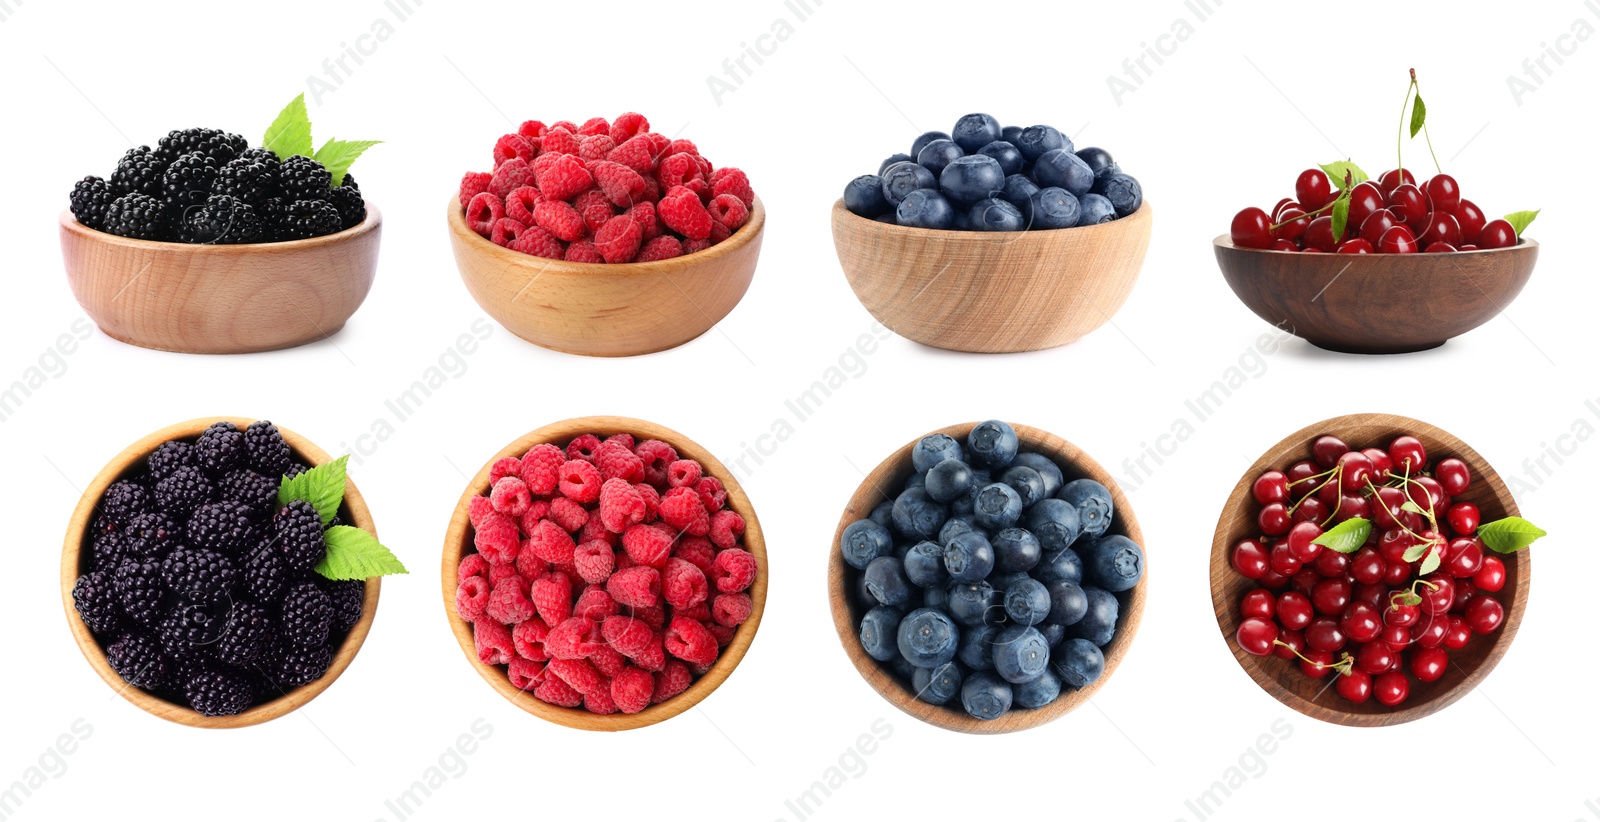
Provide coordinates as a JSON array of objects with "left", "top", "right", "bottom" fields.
[{"left": 2, "top": 0, "right": 1597, "bottom": 819}]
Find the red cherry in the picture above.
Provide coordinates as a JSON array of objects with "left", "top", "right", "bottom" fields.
[
  {"left": 1259, "top": 503, "right": 1291, "bottom": 537},
  {"left": 1336, "top": 668, "right": 1373, "bottom": 703},
  {"left": 1350, "top": 547, "right": 1385, "bottom": 585},
  {"left": 1231, "top": 207, "right": 1273, "bottom": 249},
  {"left": 1382, "top": 623, "right": 1411, "bottom": 651},
  {"left": 1379, "top": 528, "right": 1417, "bottom": 565},
  {"left": 1286, "top": 521, "right": 1325, "bottom": 563},
  {"left": 1413, "top": 477, "right": 1447, "bottom": 515},
  {"left": 1346, "top": 182, "right": 1387, "bottom": 230},
  {"left": 1474, "top": 556, "right": 1507, "bottom": 593},
  {"left": 1381, "top": 558, "right": 1414, "bottom": 586},
  {"left": 1252, "top": 471, "right": 1289, "bottom": 505},
  {"left": 1240, "top": 589, "right": 1276, "bottom": 621},
  {"left": 1269, "top": 541, "right": 1303, "bottom": 576},
  {"left": 1372, "top": 486, "right": 1409, "bottom": 529},
  {"left": 1340, "top": 601, "right": 1383, "bottom": 643},
  {"left": 1270, "top": 238, "right": 1300, "bottom": 251},
  {"left": 1452, "top": 581, "right": 1478, "bottom": 612},
  {"left": 1258, "top": 569, "right": 1290, "bottom": 590},
  {"left": 1274, "top": 629, "right": 1306, "bottom": 660},
  {"left": 1359, "top": 208, "right": 1398, "bottom": 245},
  {"left": 1389, "top": 184, "right": 1430, "bottom": 224},
  {"left": 1336, "top": 451, "right": 1374, "bottom": 491},
  {"left": 1389, "top": 436, "right": 1427, "bottom": 474},
  {"left": 1384, "top": 599, "right": 1420, "bottom": 628},
  {"left": 1285, "top": 460, "right": 1320, "bottom": 496},
  {"left": 1271, "top": 198, "right": 1298, "bottom": 221},
  {"left": 1423, "top": 175, "right": 1461, "bottom": 214},
  {"left": 1377, "top": 168, "right": 1417, "bottom": 196},
  {"left": 1418, "top": 211, "right": 1462, "bottom": 247},
  {"left": 1455, "top": 199, "right": 1487, "bottom": 243},
  {"left": 1465, "top": 596, "right": 1505, "bottom": 634},
  {"left": 1337, "top": 238, "right": 1374, "bottom": 253},
  {"left": 1446, "top": 502, "right": 1479, "bottom": 536},
  {"left": 1305, "top": 616, "right": 1347, "bottom": 652},
  {"left": 1443, "top": 616, "right": 1472, "bottom": 650},
  {"left": 1445, "top": 537, "right": 1485, "bottom": 579},
  {"left": 1478, "top": 219, "right": 1517, "bottom": 249},
  {"left": 1277, "top": 591, "right": 1314, "bottom": 631},
  {"left": 1292, "top": 497, "right": 1328, "bottom": 525},
  {"left": 1311, "top": 435, "right": 1349, "bottom": 469},
  {"left": 1379, "top": 224, "right": 1419, "bottom": 254},
  {"left": 1356, "top": 641, "right": 1395, "bottom": 676},
  {"left": 1361, "top": 448, "right": 1393, "bottom": 482},
  {"left": 1411, "top": 646, "right": 1449, "bottom": 683},
  {"left": 1290, "top": 568, "right": 1320, "bottom": 598},
  {"left": 1230, "top": 538, "right": 1270, "bottom": 580},
  {"left": 1295, "top": 169, "right": 1336, "bottom": 211},
  {"left": 1434, "top": 458, "right": 1471, "bottom": 495},
  {"left": 1354, "top": 582, "right": 1387, "bottom": 610},
  {"left": 1373, "top": 671, "right": 1410, "bottom": 706},
  {"left": 1300, "top": 648, "right": 1337, "bottom": 678},
  {"left": 1236, "top": 617, "right": 1279, "bottom": 656},
  {"left": 1313, "top": 547, "right": 1350, "bottom": 579},
  {"left": 1414, "top": 612, "right": 1450, "bottom": 647},
  {"left": 1424, "top": 242, "right": 1458, "bottom": 253},
  {"left": 1303, "top": 216, "right": 1337, "bottom": 252},
  {"left": 1312, "top": 578, "right": 1353, "bottom": 615},
  {"left": 1421, "top": 574, "right": 1456, "bottom": 616}
]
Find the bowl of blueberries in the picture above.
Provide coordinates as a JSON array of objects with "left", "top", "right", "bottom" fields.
[
  {"left": 829, "top": 420, "right": 1148, "bottom": 733},
  {"left": 832, "top": 114, "right": 1152, "bottom": 354}
]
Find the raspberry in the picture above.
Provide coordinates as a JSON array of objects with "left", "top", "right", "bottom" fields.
[
  {"left": 667, "top": 460, "right": 703, "bottom": 489},
  {"left": 544, "top": 616, "right": 596, "bottom": 660},
  {"left": 652, "top": 660, "right": 693, "bottom": 704},
  {"left": 631, "top": 633, "right": 666, "bottom": 672},
  {"left": 659, "top": 487, "right": 711, "bottom": 537},
  {"left": 518, "top": 120, "right": 548, "bottom": 139},
  {"left": 514, "top": 538, "right": 546, "bottom": 581},
  {"left": 531, "top": 570, "right": 574, "bottom": 626},
  {"left": 578, "top": 515, "right": 617, "bottom": 548},
  {"left": 490, "top": 563, "right": 521, "bottom": 587},
  {"left": 509, "top": 225, "right": 565, "bottom": 260},
  {"left": 595, "top": 445, "right": 644, "bottom": 484},
  {"left": 684, "top": 238, "right": 712, "bottom": 254},
  {"left": 598, "top": 478, "right": 647, "bottom": 533},
  {"left": 611, "top": 667, "right": 654, "bottom": 714},
  {"left": 534, "top": 675, "right": 584, "bottom": 707},
  {"left": 491, "top": 476, "right": 533, "bottom": 516},
  {"left": 590, "top": 160, "right": 647, "bottom": 208},
  {"left": 633, "top": 483, "right": 661, "bottom": 521},
  {"left": 518, "top": 443, "right": 564, "bottom": 496},
  {"left": 594, "top": 214, "right": 643, "bottom": 263},
  {"left": 573, "top": 188, "right": 616, "bottom": 232},
  {"left": 548, "top": 657, "right": 605, "bottom": 697},
  {"left": 486, "top": 577, "right": 536, "bottom": 624},
  {"left": 622, "top": 524, "right": 673, "bottom": 568},
  {"left": 657, "top": 153, "right": 703, "bottom": 190},
  {"left": 673, "top": 536, "right": 717, "bottom": 575},
  {"left": 607, "top": 135, "right": 657, "bottom": 175},
  {"left": 568, "top": 434, "right": 602, "bottom": 462},
  {"left": 494, "top": 134, "right": 538, "bottom": 167},
  {"left": 573, "top": 540, "right": 615, "bottom": 585},
  {"left": 590, "top": 645, "right": 626, "bottom": 678},
  {"left": 601, "top": 615, "right": 654, "bottom": 656},
  {"left": 708, "top": 194, "right": 751, "bottom": 232},
  {"left": 713, "top": 592, "right": 754, "bottom": 626},
  {"left": 504, "top": 185, "right": 543, "bottom": 225},
  {"left": 664, "top": 616, "right": 718, "bottom": 667},
  {"left": 697, "top": 476, "right": 728, "bottom": 511},
  {"left": 610, "top": 113, "right": 650, "bottom": 145},
  {"left": 659, "top": 186, "right": 714, "bottom": 240},
  {"left": 634, "top": 605, "right": 666, "bottom": 631},
  {"left": 490, "top": 157, "right": 535, "bottom": 199},
  {"left": 559, "top": 459, "right": 603, "bottom": 503},
  {"left": 535, "top": 154, "right": 593, "bottom": 201},
  {"left": 474, "top": 512, "right": 521, "bottom": 565},
  {"left": 606, "top": 565, "right": 660, "bottom": 609},
  {"left": 490, "top": 217, "right": 527, "bottom": 247},
  {"left": 508, "top": 656, "right": 546, "bottom": 690},
  {"left": 455, "top": 575, "right": 490, "bottom": 622},
  {"left": 705, "top": 621, "right": 736, "bottom": 649},
  {"left": 662, "top": 557, "right": 710, "bottom": 610},
  {"left": 667, "top": 139, "right": 700, "bottom": 157},
  {"left": 468, "top": 496, "right": 496, "bottom": 529},
  {"left": 532, "top": 151, "right": 564, "bottom": 183},
  {"left": 710, "top": 509, "right": 746, "bottom": 549},
  {"left": 577, "top": 116, "right": 611, "bottom": 137},
  {"left": 459, "top": 552, "right": 490, "bottom": 579},
  {"left": 466, "top": 192, "right": 504, "bottom": 236},
  {"left": 512, "top": 618, "right": 551, "bottom": 661},
  {"left": 574, "top": 586, "right": 619, "bottom": 623},
  {"left": 634, "top": 236, "right": 683, "bottom": 262},
  {"left": 541, "top": 128, "right": 581, "bottom": 156},
  {"left": 474, "top": 619, "right": 514, "bottom": 665},
  {"left": 711, "top": 167, "right": 756, "bottom": 208},
  {"left": 629, "top": 201, "right": 662, "bottom": 241},
  {"left": 712, "top": 548, "right": 758, "bottom": 593},
  {"left": 565, "top": 240, "right": 604, "bottom": 263},
  {"left": 585, "top": 685, "right": 619, "bottom": 715},
  {"left": 677, "top": 601, "right": 711, "bottom": 622},
  {"left": 635, "top": 439, "right": 677, "bottom": 484},
  {"left": 578, "top": 134, "right": 617, "bottom": 161},
  {"left": 533, "top": 199, "right": 586, "bottom": 242}
]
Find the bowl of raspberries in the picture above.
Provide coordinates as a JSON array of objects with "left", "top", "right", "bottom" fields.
[
  {"left": 830, "top": 420, "right": 1148, "bottom": 733},
  {"left": 64, "top": 418, "right": 403, "bottom": 727},
  {"left": 447, "top": 113, "right": 764, "bottom": 358},
  {"left": 61, "top": 97, "right": 382, "bottom": 354},
  {"left": 443, "top": 417, "right": 766, "bottom": 730}
]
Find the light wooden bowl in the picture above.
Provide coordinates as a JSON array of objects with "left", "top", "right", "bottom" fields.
[
  {"left": 1213, "top": 237, "right": 1539, "bottom": 354},
  {"left": 1209, "top": 413, "right": 1530, "bottom": 727},
  {"left": 447, "top": 196, "right": 765, "bottom": 358},
  {"left": 441, "top": 416, "right": 767, "bottom": 731},
  {"left": 831, "top": 200, "right": 1152, "bottom": 354},
  {"left": 60, "top": 207, "right": 382, "bottom": 354},
  {"left": 60, "top": 417, "right": 381, "bottom": 729},
  {"left": 828, "top": 422, "right": 1147, "bottom": 734}
]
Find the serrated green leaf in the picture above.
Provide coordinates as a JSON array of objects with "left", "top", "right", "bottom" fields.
[
  {"left": 1478, "top": 516, "right": 1547, "bottom": 553},
  {"left": 1409, "top": 93, "right": 1427, "bottom": 138},
  {"left": 1418, "top": 546, "right": 1442, "bottom": 575},
  {"left": 1401, "top": 499, "right": 1427, "bottom": 516},
  {"left": 1402, "top": 543, "right": 1429, "bottom": 563},
  {"left": 1330, "top": 195, "right": 1350, "bottom": 243},
  {"left": 278, "top": 455, "right": 348, "bottom": 526},
  {"left": 1319, "top": 160, "right": 1369, "bottom": 191},
  {"left": 263, "top": 94, "right": 314, "bottom": 161},
  {"left": 315, "top": 525, "right": 408, "bottom": 580},
  {"left": 313, "top": 138, "right": 382, "bottom": 187},
  {"left": 1504, "top": 209, "right": 1540, "bottom": 237},
  {"left": 1312, "top": 516, "right": 1371, "bottom": 554}
]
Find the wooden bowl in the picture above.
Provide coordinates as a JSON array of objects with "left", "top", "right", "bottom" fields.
[
  {"left": 447, "top": 196, "right": 765, "bottom": 358},
  {"left": 1209, "top": 413, "right": 1530, "bottom": 727},
  {"left": 441, "top": 416, "right": 767, "bottom": 731},
  {"left": 828, "top": 422, "right": 1147, "bottom": 734},
  {"left": 60, "top": 207, "right": 382, "bottom": 354},
  {"left": 60, "top": 417, "right": 382, "bottom": 729},
  {"left": 1213, "top": 237, "right": 1539, "bottom": 354},
  {"left": 831, "top": 200, "right": 1153, "bottom": 354}
]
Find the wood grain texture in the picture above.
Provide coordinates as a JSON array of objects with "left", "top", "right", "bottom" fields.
[
  {"left": 1209, "top": 413, "right": 1530, "bottom": 727},
  {"left": 60, "top": 417, "right": 381, "bottom": 729},
  {"left": 60, "top": 207, "right": 382, "bottom": 354},
  {"left": 831, "top": 200, "right": 1152, "bottom": 354},
  {"left": 828, "top": 422, "right": 1147, "bottom": 734},
  {"left": 1213, "top": 236, "right": 1538, "bottom": 354},
  {"left": 441, "top": 416, "right": 767, "bottom": 731},
  {"left": 448, "top": 196, "right": 765, "bottom": 358}
]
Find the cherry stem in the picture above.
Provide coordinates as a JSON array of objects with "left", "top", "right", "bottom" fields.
[
  {"left": 1273, "top": 640, "right": 1354, "bottom": 675},
  {"left": 1412, "top": 68, "right": 1443, "bottom": 175},
  {"left": 1268, "top": 188, "right": 1348, "bottom": 231},
  {"left": 1396, "top": 74, "right": 1414, "bottom": 182}
]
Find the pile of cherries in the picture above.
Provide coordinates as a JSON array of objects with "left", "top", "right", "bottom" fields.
[
  {"left": 1229, "top": 433, "right": 1509, "bottom": 708},
  {"left": 1230, "top": 168, "right": 1518, "bottom": 254}
]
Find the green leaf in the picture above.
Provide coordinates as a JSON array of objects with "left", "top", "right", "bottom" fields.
[
  {"left": 1409, "top": 93, "right": 1427, "bottom": 138},
  {"left": 1401, "top": 499, "right": 1427, "bottom": 516},
  {"left": 1402, "top": 543, "right": 1429, "bottom": 563},
  {"left": 313, "top": 138, "right": 382, "bottom": 187},
  {"left": 263, "top": 94, "right": 314, "bottom": 161},
  {"left": 1312, "top": 517, "right": 1371, "bottom": 554},
  {"left": 1319, "top": 160, "right": 1369, "bottom": 191},
  {"left": 1393, "top": 590, "right": 1422, "bottom": 608},
  {"left": 315, "top": 525, "right": 408, "bottom": 580},
  {"left": 1478, "top": 516, "right": 1547, "bottom": 553},
  {"left": 278, "top": 455, "right": 349, "bottom": 526},
  {"left": 1504, "top": 209, "right": 1540, "bottom": 237},
  {"left": 1330, "top": 194, "right": 1350, "bottom": 243},
  {"left": 1418, "top": 546, "right": 1442, "bottom": 576}
]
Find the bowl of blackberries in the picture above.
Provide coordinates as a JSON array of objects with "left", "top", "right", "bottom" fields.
[
  {"left": 60, "top": 95, "right": 383, "bottom": 355},
  {"left": 832, "top": 114, "right": 1153, "bottom": 354},
  {"left": 63, "top": 418, "right": 406, "bottom": 728},
  {"left": 829, "top": 420, "right": 1148, "bottom": 733}
]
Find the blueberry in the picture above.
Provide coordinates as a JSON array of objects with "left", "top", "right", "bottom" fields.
[
  {"left": 1067, "top": 587, "right": 1119, "bottom": 646},
  {"left": 1003, "top": 577, "right": 1051, "bottom": 626},
  {"left": 925, "top": 458, "right": 976, "bottom": 503},
  {"left": 880, "top": 161, "right": 937, "bottom": 207},
  {"left": 943, "top": 530, "right": 995, "bottom": 583},
  {"left": 1000, "top": 174, "right": 1040, "bottom": 212},
  {"left": 1035, "top": 547, "right": 1084, "bottom": 584},
  {"left": 879, "top": 153, "right": 914, "bottom": 175},
  {"left": 1032, "top": 149, "right": 1096, "bottom": 198},
  {"left": 913, "top": 661, "right": 963, "bottom": 705},
  {"left": 889, "top": 655, "right": 918, "bottom": 682},
  {"left": 844, "top": 175, "right": 890, "bottom": 217},
  {"left": 947, "top": 581, "right": 1000, "bottom": 628},
  {"left": 1014, "top": 668, "right": 1062, "bottom": 709},
  {"left": 1010, "top": 452, "right": 1064, "bottom": 497},
  {"left": 992, "top": 527, "right": 1042, "bottom": 574},
  {"left": 897, "top": 607, "right": 960, "bottom": 668},
  {"left": 938, "top": 515, "right": 977, "bottom": 545},
  {"left": 1026, "top": 498, "right": 1082, "bottom": 553},
  {"left": 1038, "top": 622, "right": 1066, "bottom": 648},
  {"left": 858, "top": 606, "right": 902, "bottom": 662},
  {"left": 1100, "top": 173, "right": 1143, "bottom": 217},
  {"left": 911, "top": 131, "right": 952, "bottom": 159},
  {"left": 1081, "top": 535, "right": 1145, "bottom": 593},
  {"left": 868, "top": 501, "right": 895, "bottom": 530},
  {"left": 950, "top": 485, "right": 980, "bottom": 517},
  {"left": 903, "top": 471, "right": 926, "bottom": 491},
  {"left": 961, "top": 671, "right": 1013, "bottom": 720},
  {"left": 1000, "top": 465, "right": 1046, "bottom": 508},
  {"left": 841, "top": 519, "right": 894, "bottom": 570},
  {"left": 939, "top": 155, "right": 1005, "bottom": 206},
  {"left": 924, "top": 584, "right": 950, "bottom": 610},
  {"left": 1052, "top": 637, "right": 1105, "bottom": 688},
  {"left": 851, "top": 572, "right": 875, "bottom": 609},
  {"left": 896, "top": 189, "right": 956, "bottom": 230},
  {"left": 865, "top": 555, "right": 914, "bottom": 608},
  {"left": 1058, "top": 479, "right": 1114, "bottom": 538},
  {"left": 912, "top": 435, "right": 963, "bottom": 474},
  {"left": 977, "top": 140, "right": 1024, "bottom": 176},
  {"left": 1077, "top": 193, "right": 1117, "bottom": 225},
  {"left": 891, "top": 487, "right": 947, "bottom": 541},
  {"left": 973, "top": 483, "right": 1023, "bottom": 531},
  {"left": 1027, "top": 187, "right": 1081, "bottom": 230},
  {"left": 967, "top": 420, "right": 1019, "bottom": 469},
  {"left": 1015, "top": 125, "right": 1070, "bottom": 162},
  {"left": 968, "top": 198, "right": 1026, "bottom": 232},
  {"left": 951, "top": 113, "right": 1002, "bottom": 153},
  {"left": 903, "top": 540, "right": 948, "bottom": 588},
  {"left": 915, "top": 138, "right": 964, "bottom": 176},
  {"left": 992, "top": 625, "right": 1050, "bottom": 684},
  {"left": 1045, "top": 579, "right": 1088, "bottom": 626},
  {"left": 1074, "top": 147, "right": 1116, "bottom": 177},
  {"left": 1001, "top": 125, "right": 1024, "bottom": 143},
  {"left": 957, "top": 623, "right": 999, "bottom": 669}
]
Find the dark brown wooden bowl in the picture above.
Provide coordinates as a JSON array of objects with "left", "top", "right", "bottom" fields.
[
  {"left": 828, "top": 422, "right": 1147, "bottom": 734},
  {"left": 1209, "top": 413, "right": 1530, "bottom": 727},
  {"left": 1213, "top": 236, "right": 1538, "bottom": 354}
]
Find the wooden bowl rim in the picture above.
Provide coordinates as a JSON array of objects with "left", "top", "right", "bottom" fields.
[
  {"left": 1207, "top": 412, "right": 1531, "bottom": 727},
  {"left": 1211, "top": 233, "right": 1538, "bottom": 257},
  {"left": 827, "top": 421, "right": 1147, "bottom": 734},
  {"left": 60, "top": 417, "right": 382, "bottom": 729},
  {"left": 440, "top": 416, "right": 767, "bottom": 732},
  {"left": 60, "top": 203, "right": 382, "bottom": 253},
  {"left": 832, "top": 197, "right": 1152, "bottom": 245},
  {"left": 446, "top": 194, "right": 765, "bottom": 278}
]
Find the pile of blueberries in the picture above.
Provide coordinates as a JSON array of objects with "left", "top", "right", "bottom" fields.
[
  {"left": 841, "top": 114, "right": 1143, "bottom": 231},
  {"left": 840, "top": 420, "right": 1146, "bottom": 721}
]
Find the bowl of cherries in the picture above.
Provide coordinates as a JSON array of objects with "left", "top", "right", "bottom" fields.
[
  {"left": 1214, "top": 71, "right": 1541, "bottom": 354},
  {"left": 1210, "top": 413, "right": 1544, "bottom": 727}
]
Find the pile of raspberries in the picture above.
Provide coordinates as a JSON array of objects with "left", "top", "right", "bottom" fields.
[
  {"left": 458, "top": 113, "right": 756, "bottom": 264},
  {"left": 455, "top": 432, "right": 759, "bottom": 714}
]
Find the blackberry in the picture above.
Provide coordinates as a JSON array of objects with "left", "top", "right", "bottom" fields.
[
  {"left": 187, "top": 500, "right": 259, "bottom": 556},
  {"left": 212, "top": 158, "right": 278, "bottom": 206},
  {"left": 123, "top": 511, "right": 183, "bottom": 559},
  {"left": 161, "top": 152, "right": 220, "bottom": 223},
  {"left": 243, "top": 421, "right": 293, "bottom": 477},
  {"left": 154, "top": 465, "right": 214, "bottom": 519},
  {"left": 72, "top": 570, "right": 125, "bottom": 636},
  {"left": 237, "top": 147, "right": 282, "bottom": 168},
  {"left": 187, "top": 195, "right": 266, "bottom": 244},
  {"left": 278, "top": 581, "right": 332, "bottom": 652},
  {"left": 113, "top": 558, "right": 166, "bottom": 627},
  {"left": 340, "top": 173, "right": 360, "bottom": 193},
  {"left": 280, "top": 199, "right": 341, "bottom": 240},
  {"left": 183, "top": 665, "right": 254, "bottom": 716},
  {"left": 215, "top": 602, "right": 273, "bottom": 668},
  {"left": 109, "top": 146, "right": 168, "bottom": 196},
  {"left": 103, "top": 193, "right": 169, "bottom": 241},
  {"left": 69, "top": 176, "right": 117, "bottom": 230},
  {"left": 272, "top": 501, "right": 327, "bottom": 575},
  {"left": 276, "top": 641, "right": 333, "bottom": 688},
  {"left": 160, "top": 547, "right": 237, "bottom": 603},
  {"left": 89, "top": 530, "right": 130, "bottom": 573},
  {"left": 320, "top": 578, "right": 365, "bottom": 633},
  {"left": 156, "top": 127, "right": 247, "bottom": 166},
  {"left": 219, "top": 469, "right": 278, "bottom": 519},
  {"left": 194, "top": 421, "right": 245, "bottom": 475},
  {"left": 255, "top": 196, "right": 288, "bottom": 241},
  {"left": 278, "top": 156, "right": 332, "bottom": 201},
  {"left": 284, "top": 461, "right": 312, "bottom": 479},
  {"left": 242, "top": 546, "right": 289, "bottom": 604},
  {"left": 159, "top": 598, "right": 228, "bottom": 659},
  {"left": 146, "top": 440, "right": 194, "bottom": 479},
  {"left": 326, "top": 185, "right": 366, "bottom": 230},
  {"left": 106, "top": 632, "right": 171, "bottom": 691},
  {"left": 98, "top": 479, "right": 150, "bottom": 527}
]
